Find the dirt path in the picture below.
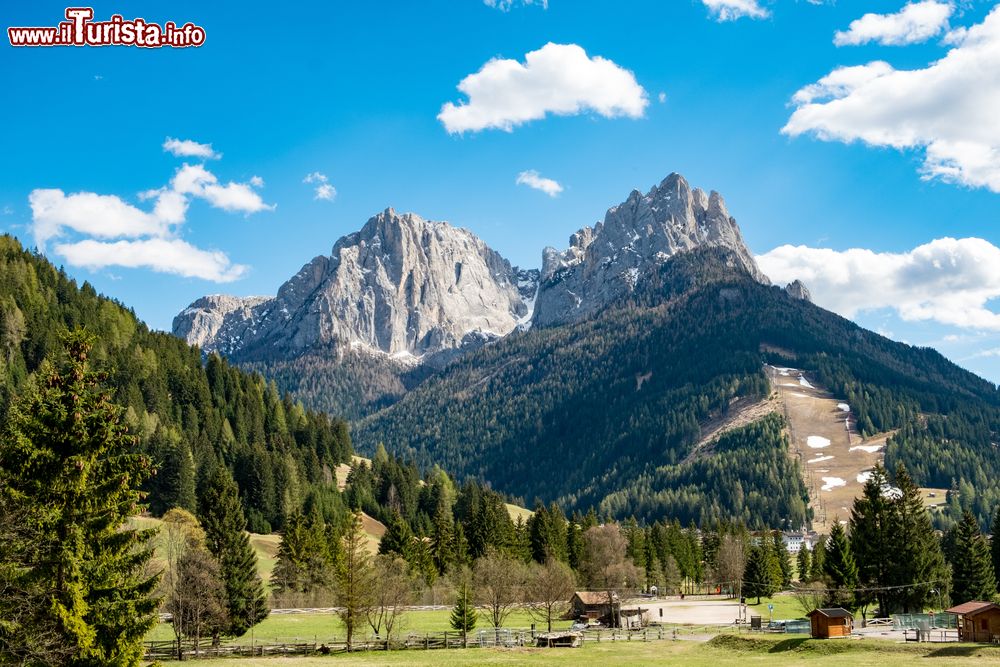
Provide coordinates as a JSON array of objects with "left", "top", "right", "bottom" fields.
[{"left": 766, "top": 365, "right": 884, "bottom": 534}]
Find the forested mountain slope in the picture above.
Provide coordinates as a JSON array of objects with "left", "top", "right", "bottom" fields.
[
  {"left": 358, "top": 248, "right": 1000, "bottom": 528},
  {"left": 0, "top": 235, "right": 352, "bottom": 533}
]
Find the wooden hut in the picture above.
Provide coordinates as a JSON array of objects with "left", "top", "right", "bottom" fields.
[
  {"left": 806, "top": 608, "right": 853, "bottom": 638},
  {"left": 946, "top": 601, "right": 1000, "bottom": 643},
  {"left": 570, "top": 591, "right": 618, "bottom": 624}
]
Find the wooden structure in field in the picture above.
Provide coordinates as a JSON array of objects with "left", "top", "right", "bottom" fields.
[
  {"left": 806, "top": 608, "right": 853, "bottom": 638},
  {"left": 535, "top": 631, "right": 583, "bottom": 648},
  {"left": 569, "top": 591, "right": 619, "bottom": 624},
  {"left": 946, "top": 601, "right": 1000, "bottom": 643}
]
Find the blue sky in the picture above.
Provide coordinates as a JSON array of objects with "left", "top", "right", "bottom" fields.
[{"left": 3, "top": 0, "right": 1000, "bottom": 381}]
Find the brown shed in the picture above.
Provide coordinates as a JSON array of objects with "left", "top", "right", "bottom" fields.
[
  {"left": 946, "top": 601, "right": 1000, "bottom": 643},
  {"left": 806, "top": 608, "right": 853, "bottom": 638},
  {"left": 569, "top": 591, "right": 618, "bottom": 624}
]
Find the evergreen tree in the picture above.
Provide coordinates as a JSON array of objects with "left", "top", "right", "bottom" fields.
[
  {"left": 198, "top": 466, "right": 269, "bottom": 637},
  {"left": 272, "top": 512, "right": 331, "bottom": 602},
  {"left": 770, "top": 531, "right": 792, "bottom": 588},
  {"left": 797, "top": 546, "right": 811, "bottom": 583},
  {"left": 336, "top": 510, "right": 376, "bottom": 650},
  {"left": 992, "top": 506, "right": 1000, "bottom": 594},
  {"left": 850, "top": 466, "right": 894, "bottom": 614},
  {"left": 742, "top": 545, "right": 776, "bottom": 604},
  {"left": 450, "top": 579, "right": 477, "bottom": 647},
  {"left": 888, "top": 465, "right": 950, "bottom": 613},
  {"left": 810, "top": 540, "right": 826, "bottom": 582},
  {"left": 379, "top": 511, "right": 416, "bottom": 562},
  {"left": 823, "top": 523, "right": 859, "bottom": 610},
  {"left": 951, "top": 510, "right": 997, "bottom": 604},
  {"left": 566, "top": 514, "right": 584, "bottom": 571},
  {"left": 0, "top": 331, "right": 158, "bottom": 665},
  {"left": 431, "top": 498, "right": 455, "bottom": 574}
]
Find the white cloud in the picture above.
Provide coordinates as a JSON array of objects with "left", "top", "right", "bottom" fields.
[
  {"left": 55, "top": 238, "right": 247, "bottom": 282},
  {"left": 29, "top": 188, "right": 180, "bottom": 247},
  {"left": 29, "top": 149, "right": 271, "bottom": 282},
  {"left": 483, "top": 0, "right": 547, "bottom": 10},
  {"left": 658, "top": 92, "right": 667, "bottom": 104},
  {"left": 303, "top": 172, "right": 337, "bottom": 201},
  {"left": 163, "top": 137, "right": 220, "bottom": 160},
  {"left": 757, "top": 237, "right": 1000, "bottom": 331},
  {"left": 171, "top": 164, "right": 273, "bottom": 214},
  {"left": 438, "top": 42, "right": 648, "bottom": 134},
  {"left": 834, "top": 1, "right": 953, "bottom": 47},
  {"left": 702, "top": 0, "right": 769, "bottom": 22},
  {"left": 783, "top": 7, "right": 1000, "bottom": 192},
  {"left": 516, "top": 170, "right": 563, "bottom": 197}
]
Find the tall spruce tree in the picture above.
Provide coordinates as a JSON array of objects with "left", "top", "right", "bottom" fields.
[
  {"left": 742, "top": 545, "right": 776, "bottom": 604},
  {"left": 450, "top": 578, "right": 477, "bottom": 647},
  {"left": 823, "top": 523, "right": 859, "bottom": 609},
  {"left": 810, "top": 540, "right": 826, "bottom": 582},
  {"left": 337, "top": 510, "right": 375, "bottom": 650},
  {"left": 888, "top": 465, "right": 950, "bottom": 612},
  {"left": 951, "top": 510, "right": 997, "bottom": 605},
  {"left": 850, "top": 466, "right": 895, "bottom": 614},
  {"left": 797, "top": 546, "right": 811, "bottom": 583},
  {"left": 0, "top": 331, "right": 158, "bottom": 665},
  {"left": 771, "top": 531, "right": 792, "bottom": 588},
  {"left": 992, "top": 506, "right": 1000, "bottom": 594},
  {"left": 198, "top": 466, "right": 269, "bottom": 637}
]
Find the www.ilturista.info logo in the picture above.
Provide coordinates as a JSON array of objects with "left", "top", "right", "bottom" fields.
[{"left": 8, "top": 7, "right": 206, "bottom": 48}]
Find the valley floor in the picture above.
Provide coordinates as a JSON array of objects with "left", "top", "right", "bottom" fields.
[{"left": 156, "top": 635, "right": 1000, "bottom": 667}]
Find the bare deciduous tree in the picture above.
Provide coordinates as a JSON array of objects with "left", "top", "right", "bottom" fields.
[
  {"left": 793, "top": 581, "right": 827, "bottom": 617},
  {"left": 715, "top": 534, "right": 747, "bottom": 598},
  {"left": 527, "top": 558, "right": 576, "bottom": 632},
  {"left": 579, "top": 524, "right": 642, "bottom": 627},
  {"left": 474, "top": 548, "right": 529, "bottom": 629},
  {"left": 366, "top": 554, "right": 414, "bottom": 647}
]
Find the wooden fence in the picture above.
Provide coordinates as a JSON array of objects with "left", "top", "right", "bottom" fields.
[{"left": 144, "top": 625, "right": 729, "bottom": 660}]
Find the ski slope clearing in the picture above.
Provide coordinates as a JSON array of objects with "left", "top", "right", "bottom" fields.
[{"left": 766, "top": 364, "right": 886, "bottom": 533}]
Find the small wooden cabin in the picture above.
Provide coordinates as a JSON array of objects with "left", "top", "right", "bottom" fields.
[
  {"left": 806, "top": 608, "right": 853, "bottom": 638},
  {"left": 946, "top": 601, "right": 1000, "bottom": 643},
  {"left": 570, "top": 591, "right": 618, "bottom": 624}
]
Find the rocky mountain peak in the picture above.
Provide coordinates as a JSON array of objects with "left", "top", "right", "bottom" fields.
[
  {"left": 784, "top": 279, "right": 812, "bottom": 302},
  {"left": 533, "top": 173, "right": 769, "bottom": 327},
  {"left": 173, "top": 209, "right": 536, "bottom": 360}
]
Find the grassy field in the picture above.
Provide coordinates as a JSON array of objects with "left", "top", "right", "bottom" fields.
[
  {"left": 147, "top": 609, "right": 571, "bottom": 643},
  {"left": 175, "top": 635, "right": 1000, "bottom": 666},
  {"left": 747, "top": 595, "right": 807, "bottom": 621}
]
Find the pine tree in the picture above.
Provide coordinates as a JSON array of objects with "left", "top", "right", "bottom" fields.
[
  {"left": 431, "top": 498, "right": 455, "bottom": 574},
  {"left": 797, "top": 546, "right": 811, "bottom": 583},
  {"left": 379, "top": 511, "right": 416, "bottom": 562},
  {"left": 850, "top": 465, "right": 894, "bottom": 614},
  {"left": 0, "top": 331, "right": 159, "bottom": 665},
  {"left": 198, "top": 466, "right": 269, "bottom": 637},
  {"left": 991, "top": 506, "right": 1000, "bottom": 594},
  {"left": 566, "top": 514, "right": 584, "bottom": 571},
  {"left": 337, "top": 510, "right": 375, "bottom": 650},
  {"left": 770, "top": 531, "right": 792, "bottom": 587},
  {"left": 450, "top": 579, "right": 477, "bottom": 647},
  {"left": 810, "top": 540, "right": 826, "bottom": 582},
  {"left": 823, "top": 523, "right": 859, "bottom": 609},
  {"left": 951, "top": 510, "right": 997, "bottom": 604},
  {"left": 742, "top": 545, "right": 776, "bottom": 604},
  {"left": 272, "top": 512, "right": 331, "bottom": 603},
  {"left": 888, "top": 465, "right": 951, "bottom": 613}
]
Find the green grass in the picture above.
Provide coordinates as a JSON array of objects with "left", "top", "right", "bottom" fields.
[
  {"left": 172, "top": 635, "right": 1000, "bottom": 667},
  {"left": 746, "top": 595, "right": 807, "bottom": 622},
  {"left": 147, "top": 609, "right": 571, "bottom": 643}
]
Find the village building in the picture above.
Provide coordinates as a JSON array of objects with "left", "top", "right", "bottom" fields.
[
  {"left": 946, "top": 601, "right": 1000, "bottom": 643},
  {"left": 569, "top": 591, "right": 620, "bottom": 625},
  {"left": 806, "top": 608, "right": 853, "bottom": 638}
]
